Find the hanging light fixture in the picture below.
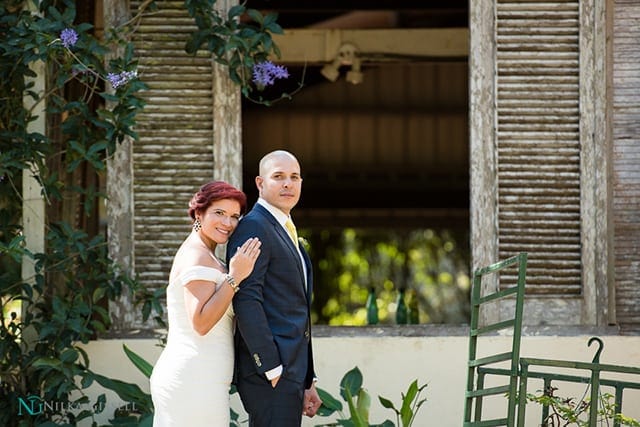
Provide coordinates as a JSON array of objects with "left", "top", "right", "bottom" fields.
[
  {"left": 320, "top": 42, "right": 363, "bottom": 84},
  {"left": 320, "top": 56, "right": 342, "bottom": 82}
]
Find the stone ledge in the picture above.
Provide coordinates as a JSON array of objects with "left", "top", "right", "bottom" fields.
[
  {"left": 100, "top": 324, "right": 627, "bottom": 339},
  {"left": 312, "top": 324, "right": 624, "bottom": 338}
]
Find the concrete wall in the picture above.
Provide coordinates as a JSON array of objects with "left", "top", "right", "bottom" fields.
[{"left": 82, "top": 332, "right": 640, "bottom": 426}]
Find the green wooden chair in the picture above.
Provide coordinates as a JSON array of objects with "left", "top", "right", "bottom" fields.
[
  {"left": 464, "top": 252, "right": 640, "bottom": 427},
  {"left": 463, "top": 252, "right": 528, "bottom": 426}
]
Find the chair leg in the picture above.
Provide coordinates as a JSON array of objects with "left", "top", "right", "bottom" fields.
[{"left": 516, "top": 364, "right": 529, "bottom": 427}]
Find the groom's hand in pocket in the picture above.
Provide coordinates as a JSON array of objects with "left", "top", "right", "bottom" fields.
[{"left": 270, "top": 375, "right": 280, "bottom": 388}]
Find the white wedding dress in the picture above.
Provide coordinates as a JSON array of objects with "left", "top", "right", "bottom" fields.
[{"left": 150, "top": 266, "right": 234, "bottom": 426}]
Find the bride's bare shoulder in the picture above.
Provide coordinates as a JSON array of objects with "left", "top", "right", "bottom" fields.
[{"left": 170, "top": 240, "right": 215, "bottom": 279}]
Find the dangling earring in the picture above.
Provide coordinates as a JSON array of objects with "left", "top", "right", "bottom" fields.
[{"left": 193, "top": 218, "right": 202, "bottom": 232}]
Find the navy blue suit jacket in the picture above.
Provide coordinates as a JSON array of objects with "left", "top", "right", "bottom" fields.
[{"left": 228, "top": 203, "right": 315, "bottom": 388}]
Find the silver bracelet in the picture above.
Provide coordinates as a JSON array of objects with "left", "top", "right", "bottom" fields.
[{"left": 224, "top": 274, "right": 239, "bottom": 293}]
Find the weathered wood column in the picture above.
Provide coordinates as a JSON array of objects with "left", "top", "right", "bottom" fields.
[
  {"left": 105, "top": 0, "right": 137, "bottom": 331},
  {"left": 469, "top": 0, "right": 499, "bottom": 327},
  {"left": 212, "top": 0, "right": 242, "bottom": 189},
  {"left": 579, "top": 0, "right": 609, "bottom": 326}
]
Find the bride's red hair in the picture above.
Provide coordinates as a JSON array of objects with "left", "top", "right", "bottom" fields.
[{"left": 188, "top": 181, "right": 247, "bottom": 220}]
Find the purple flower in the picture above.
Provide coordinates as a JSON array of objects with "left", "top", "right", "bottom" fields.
[
  {"left": 60, "top": 28, "right": 78, "bottom": 48},
  {"left": 252, "top": 61, "right": 289, "bottom": 87},
  {"left": 107, "top": 70, "right": 138, "bottom": 89}
]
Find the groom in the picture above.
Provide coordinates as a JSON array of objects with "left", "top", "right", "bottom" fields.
[{"left": 227, "top": 150, "right": 321, "bottom": 426}]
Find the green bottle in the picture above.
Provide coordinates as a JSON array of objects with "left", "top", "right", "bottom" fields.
[
  {"left": 366, "top": 287, "right": 379, "bottom": 325},
  {"left": 395, "top": 288, "right": 408, "bottom": 324}
]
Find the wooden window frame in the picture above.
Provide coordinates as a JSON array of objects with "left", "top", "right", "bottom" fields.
[{"left": 469, "top": 0, "right": 612, "bottom": 327}]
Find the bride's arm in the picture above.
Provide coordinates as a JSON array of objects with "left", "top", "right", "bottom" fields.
[
  {"left": 184, "top": 237, "right": 261, "bottom": 335},
  {"left": 184, "top": 277, "right": 236, "bottom": 336}
]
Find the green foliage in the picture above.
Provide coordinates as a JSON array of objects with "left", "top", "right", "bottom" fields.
[
  {"left": 0, "top": 0, "right": 285, "bottom": 425},
  {"left": 183, "top": 0, "right": 302, "bottom": 105},
  {"left": 0, "top": 225, "right": 157, "bottom": 425},
  {"left": 527, "top": 388, "right": 640, "bottom": 426},
  {"left": 307, "top": 228, "right": 470, "bottom": 326},
  {"left": 1, "top": 0, "right": 153, "bottom": 421},
  {"left": 315, "top": 366, "right": 427, "bottom": 427},
  {"left": 378, "top": 379, "right": 427, "bottom": 427}
]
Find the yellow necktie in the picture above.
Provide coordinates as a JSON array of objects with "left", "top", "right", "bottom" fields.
[{"left": 285, "top": 219, "right": 298, "bottom": 247}]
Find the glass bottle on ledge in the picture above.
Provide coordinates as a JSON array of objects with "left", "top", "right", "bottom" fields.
[
  {"left": 395, "top": 288, "right": 408, "bottom": 325},
  {"left": 366, "top": 287, "right": 379, "bottom": 325}
]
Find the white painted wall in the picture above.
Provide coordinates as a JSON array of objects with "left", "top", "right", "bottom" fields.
[{"left": 82, "top": 334, "right": 640, "bottom": 426}]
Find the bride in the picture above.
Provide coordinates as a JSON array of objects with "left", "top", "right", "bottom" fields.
[{"left": 150, "top": 181, "right": 261, "bottom": 426}]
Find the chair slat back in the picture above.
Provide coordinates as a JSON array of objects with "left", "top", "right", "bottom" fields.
[{"left": 463, "top": 252, "right": 528, "bottom": 426}]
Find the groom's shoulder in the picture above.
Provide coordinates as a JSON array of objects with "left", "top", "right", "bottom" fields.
[
  {"left": 236, "top": 206, "right": 269, "bottom": 230},
  {"left": 242, "top": 205, "right": 263, "bottom": 221},
  {"left": 243, "top": 204, "right": 274, "bottom": 222}
]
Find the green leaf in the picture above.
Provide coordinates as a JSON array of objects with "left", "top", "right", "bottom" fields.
[
  {"left": 263, "top": 12, "right": 279, "bottom": 29},
  {"left": 87, "top": 140, "right": 108, "bottom": 156},
  {"left": 80, "top": 372, "right": 94, "bottom": 388},
  {"left": 340, "top": 366, "right": 363, "bottom": 401},
  {"left": 378, "top": 396, "right": 398, "bottom": 413},
  {"left": 94, "top": 393, "right": 107, "bottom": 414},
  {"left": 316, "top": 386, "right": 343, "bottom": 413},
  {"left": 123, "top": 344, "right": 154, "bottom": 378},
  {"left": 90, "top": 371, "right": 152, "bottom": 412},
  {"left": 32, "top": 356, "right": 62, "bottom": 369},
  {"left": 137, "top": 413, "right": 154, "bottom": 427},
  {"left": 60, "top": 348, "right": 79, "bottom": 363},
  {"left": 246, "top": 8, "right": 264, "bottom": 25},
  {"left": 400, "top": 379, "right": 418, "bottom": 425},
  {"left": 344, "top": 387, "right": 367, "bottom": 427},
  {"left": 47, "top": 6, "right": 64, "bottom": 22},
  {"left": 355, "top": 388, "right": 371, "bottom": 424},
  {"left": 92, "top": 286, "right": 106, "bottom": 303},
  {"left": 228, "top": 5, "right": 246, "bottom": 20}
]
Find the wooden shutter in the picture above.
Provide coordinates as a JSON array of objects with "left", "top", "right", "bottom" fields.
[
  {"left": 131, "top": 0, "right": 214, "bottom": 290},
  {"left": 495, "top": 0, "right": 581, "bottom": 294},
  {"left": 613, "top": 0, "right": 640, "bottom": 331}
]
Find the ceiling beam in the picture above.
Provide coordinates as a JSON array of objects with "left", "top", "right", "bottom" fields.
[{"left": 272, "top": 28, "right": 469, "bottom": 64}]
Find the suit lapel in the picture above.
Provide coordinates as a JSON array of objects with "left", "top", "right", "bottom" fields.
[{"left": 254, "top": 205, "right": 307, "bottom": 290}]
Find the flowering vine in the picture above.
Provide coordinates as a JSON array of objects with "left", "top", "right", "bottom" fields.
[
  {"left": 60, "top": 27, "right": 78, "bottom": 48},
  {"left": 252, "top": 60, "right": 290, "bottom": 87},
  {"left": 57, "top": 27, "right": 139, "bottom": 90},
  {"left": 182, "top": 0, "right": 301, "bottom": 104}
]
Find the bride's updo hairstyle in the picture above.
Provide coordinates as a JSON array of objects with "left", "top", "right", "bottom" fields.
[{"left": 188, "top": 180, "right": 247, "bottom": 220}]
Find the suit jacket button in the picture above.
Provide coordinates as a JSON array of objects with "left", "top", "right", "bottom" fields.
[
  {"left": 253, "top": 353, "right": 262, "bottom": 367},
  {"left": 304, "top": 329, "right": 310, "bottom": 338}
]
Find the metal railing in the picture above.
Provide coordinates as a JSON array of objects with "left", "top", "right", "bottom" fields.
[{"left": 478, "top": 337, "right": 640, "bottom": 426}]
